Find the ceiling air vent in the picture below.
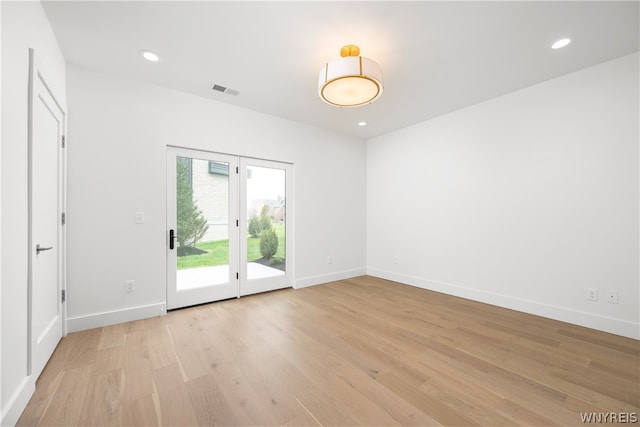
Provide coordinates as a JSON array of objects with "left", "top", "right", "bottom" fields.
[{"left": 212, "top": 84, "right": 239, "bottom": 96}]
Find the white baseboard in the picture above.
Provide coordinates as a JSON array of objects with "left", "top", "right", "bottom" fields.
[
  {"left": 1, "top": 375, "right": 35, "bottom": 427},
  {"left": 367, "top": 268, "right": 639, "bottom": 340},
  {"left": 66, "top": 303, "right": 167, "bottom": 333},
  {"left": 295, "top": 268, "right": 366, "bottom": 289}
]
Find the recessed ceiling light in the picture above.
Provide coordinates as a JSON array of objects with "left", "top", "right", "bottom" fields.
[
  {"left": 139, "top": 50, "right": 159, "bottom": 62},
  {"left": 551, "top": 38, "right": 571, "bottom": 50},
  {"left": 358, "top": 121, "right": 367, "bottom": 127}
]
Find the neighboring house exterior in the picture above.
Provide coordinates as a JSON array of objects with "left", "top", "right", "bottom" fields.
[
  {"left": 267, "top": 198, "right": 286, "bottom": 223},
  {"left": 191, "top": 158, "right": 230, "bottom": 241},
  {"left": 189, "top": 159, "right": 286, "bottom": 242},
  {"left": 248, "top": 197, "right": 286, "bottom": 223}
]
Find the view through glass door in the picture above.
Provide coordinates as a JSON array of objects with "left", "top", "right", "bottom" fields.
[
  {"left": 167, "top": 147, "right": 293, "bottom": 309},
  {"left": 240, "top": 158, "right": 293, "bottom": 296},
  {"left": 167, "top": 148, "right": 239, "bottom": 309}
]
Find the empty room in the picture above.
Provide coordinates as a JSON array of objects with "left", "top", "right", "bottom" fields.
[{"left": 1, "top": 1, "right": 639, "bottom": 426}]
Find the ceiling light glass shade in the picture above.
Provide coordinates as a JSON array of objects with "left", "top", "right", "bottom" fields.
[{"left": 318, "top": 46, "right": 383, "bottom": 107}]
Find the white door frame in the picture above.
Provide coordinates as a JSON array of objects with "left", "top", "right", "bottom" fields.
[
  {"left": 239, "top": 157, "right": 294, "bottom": 296},
  {"left": 166, "top": 146, "right": 240, "bottom": 309},
  {"left": 27, "top": 48, "right": 67, "bottom": 378},
  {"left": 166, "top": 147, "right": 294, "bottom": 308}
]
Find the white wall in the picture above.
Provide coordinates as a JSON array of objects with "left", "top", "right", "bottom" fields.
[
  {"left": 0, "top": 2, "right": 3, "bottom": 421},
  {"left": 65, "top": 64, "right": 367, "bottom": 331},
  {"left": 1, "top": 2, "right": 66, "bottom": 425},
  {"left": 367, "top": 53, "right": 639, "bottom": 339}
]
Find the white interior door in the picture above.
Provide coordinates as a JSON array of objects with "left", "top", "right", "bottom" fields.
[
  {"left": 28, "top": 49, "right": 66, "bottom": 379},
  {"left": 240, "top": 158, "right": 293, "bottom": 296},
  {"left": 166, "top": 147, "right": 239, "bottom": 309}
]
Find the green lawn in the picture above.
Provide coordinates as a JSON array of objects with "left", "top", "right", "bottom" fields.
[{"left": 177, "top": 223, "right": 285, "bottom": 270}]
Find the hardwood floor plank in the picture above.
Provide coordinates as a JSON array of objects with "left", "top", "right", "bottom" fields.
[
  {"left": 495, "top": 399, "right": 561, "bottom": 427},
  {"left": 186, "top": 373, "right": 239, "bottom": 426},
  {"left": 250, "top": 342, "right": 362, "bottom": 426},
  {"left": 152, "top": 363, "right": 199, "bottom": 426},
  {"left": 17, "top": 276, "right": 639, "bottom": 426},
  {"left": 122, "top": 329, "right": 154, "bottom": 400},
  {"left": 377, "top": 371, "right": 482, "bottom": 426},
  {"left": 269, "top": 336, "right": 401, "bottom": 426},
  {"left": 207, "top": 361, "right": 284, "bottom": 426},
  {"left": 64, "top": 328, "right": 100, "bottom": 370},
  {"left": 276, "top": 332, "right": 441, "bottom": 426},
  {"left": 36, "top": 366, "right": 93, "bottom": 426},
  {"left": 233, "top": 347, "right": 313, "bottom": 425},
  {"left": 98, "top": 322, "right": 129, "bottom": 350},
  {"left": 121, "top": 394, "right": 159, "bottom": 426},
  {"left": 15, "top": 370, "right": 65, "bottom": 426},
  {"left": 78, "top": 369, "right": 123, "bottom": 426},
  {"left": 418, "top": 377, "right": 514, "bottom": 426},
  {"left": 418, "top": 344, "right": 578, "bottom": 425},
  {"left": 92, "top": 345, "right": 124, "bottom": 375},
  {"left": 147, "top": 325, "right": 178, "bottom": 370},
  {"left": 588, "top": 357, "right": 640, "bottom": 382},
  {"left": 557, "top": 326, "right": 640, "bottom": 355},
  {"left": 551, "top": 365, "right": 640, "bottom": 406}
]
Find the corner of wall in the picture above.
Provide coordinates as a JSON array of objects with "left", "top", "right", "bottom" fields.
[
  {"left": 295, "top": 268, "right": 367, "bottom": 289},
  {"left": 66, "top": 303, "right": 167, "bottom": 333}
]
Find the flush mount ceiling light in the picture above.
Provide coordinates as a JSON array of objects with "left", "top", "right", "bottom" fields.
[
  {"left": 318, "top": 45, "right": 383, "bottom": 108},
  {"left": 139, "top": 50, "right": 159, "bottom": 62},
  {"left": 551, "top": 38, "right": 571, "bottom": 49}
]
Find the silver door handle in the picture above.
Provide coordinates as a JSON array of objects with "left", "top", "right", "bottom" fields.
[{"left": 36, "top": 244, "right": 53, "bottom": 254}]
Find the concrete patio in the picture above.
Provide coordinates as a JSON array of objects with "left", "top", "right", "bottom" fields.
[{"left": 177, "top": 262, "right": 284, "bottom": 290}]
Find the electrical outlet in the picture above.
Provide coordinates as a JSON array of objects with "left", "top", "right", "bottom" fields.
[
  {"left": 606, "top": 291, "right": 619, "bottom": 304},
  {"left": 125, "top": 280, "right": 135, "bottom": 293},
  {"left": 135, "top": 212, "right": 145, "bottom": 224},
  {"left": 327, "top": 256, "right": 333, "bottom": 264},
  {"left": 587, "top": 288, "right": 598, "bottom": 302}
]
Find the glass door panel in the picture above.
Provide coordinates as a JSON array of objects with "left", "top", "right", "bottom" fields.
[
  {"left": 167, "top": 147, "right": 238, "bottom": 309},
  {"left": 240, "top": 158, "right": 293, "bottom": 296}
]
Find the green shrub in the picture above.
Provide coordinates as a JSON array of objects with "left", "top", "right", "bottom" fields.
[
  {"left": 259, "top": 228, "right": 278, "bottom": 260},
  {"left": 176, "top": 158, "right": 209, "bottom": 250},
  {"left": 260, "top": 204, "right": 273, "bottom": 232},
  {"left": 248, "top": 214, "right": 261, "bottom": 238},
  {"left": 248, "top": 205, "right": 273, "bottom": 238}
]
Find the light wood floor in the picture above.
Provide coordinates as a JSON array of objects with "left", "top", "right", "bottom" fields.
[{"left": 18, "top": 276, "right": 639, "bottom": 426}]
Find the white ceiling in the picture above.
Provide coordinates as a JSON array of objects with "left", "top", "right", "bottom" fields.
[{"left": 42, "top": 1, "right": 639, "bottom": 139}]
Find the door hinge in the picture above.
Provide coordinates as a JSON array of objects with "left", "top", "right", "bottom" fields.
[
  {"left": 236, "top": 166, "right": 239, "bottom": 174},
  {"left": 236, "top": 272, "right": 239, "bottom": 280},
  {"left": 61, "top": 212, "right": 66, "bottom": 225},
  {"left": 61, "top": 135, "right": 66, "bottom": 148},
  {"left": 61, "top": 289, "right": 66, "bottom": 303},
  {"left": 236, "top": 219, "right": 239, "bottom": 227}
]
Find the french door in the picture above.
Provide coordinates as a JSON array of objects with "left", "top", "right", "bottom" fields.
[
  {"left": 166, "top": 147, "right": 293, "bottom": 309},
  {"left": 239, "top": 157, "right": 293, "bottom": 297}
]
